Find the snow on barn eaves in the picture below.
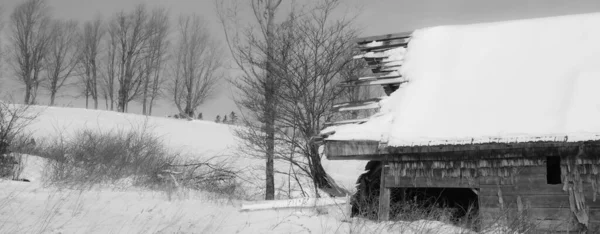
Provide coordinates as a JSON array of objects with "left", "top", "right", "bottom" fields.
[{"left": 325, "top": 12, "right": 600, "bottom": 146}]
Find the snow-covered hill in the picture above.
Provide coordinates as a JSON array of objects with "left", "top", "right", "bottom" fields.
[{"left": 0, "top": 106, "right": 506, "bottom": 233}]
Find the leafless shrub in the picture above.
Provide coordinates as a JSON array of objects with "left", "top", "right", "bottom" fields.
[
  {"left": 37, "top": 124, "right": 176, "bottom": 187},
  {"left": 158, "top": 158, "right": 247, "bottom": 200},
  {"left": 36, "top": 124, "right": 244, "bottom": 199},
  {"left": 0, "top": 102, "right": 38, "bottom": 179}
]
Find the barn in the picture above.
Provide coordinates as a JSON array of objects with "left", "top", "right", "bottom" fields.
[{"left": 319, "top": 12, "right": 600, "bottom": 233}]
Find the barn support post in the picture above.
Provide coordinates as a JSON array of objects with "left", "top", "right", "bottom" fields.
[{"left": 378, "top": 161, "right": 391, "bottom": 221}]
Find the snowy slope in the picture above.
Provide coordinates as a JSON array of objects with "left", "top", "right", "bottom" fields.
[
  {"left": 17, "top": 105, "right": 314, "bottom": 199},
  {"left": 328, "top": 12, "right": 600, "bottom": 146},
  {"left": 26, "top": 106, "right": 238, "bottom": 159},
  {"left": 0, "top": 148, "right": 485, "bottom": 234},
  {"left": 0, "top": 106, "right": 516, "bottom": 233}
]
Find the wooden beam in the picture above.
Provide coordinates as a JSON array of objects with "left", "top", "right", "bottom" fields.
[
  {"left": 332, "top": 99, "right": 381, "bottom": 112},
  {"left": 358, "top": 38, "right": 410, "bottom": 52},
  {"left": 371, "top": 67, "right": 400, "bottom": 74},
  {"left": 357, "top": 73, "right": 401, "bottom": 81},
  {"left": 368, "top": 63, "right": 401, "bottom": 69},
  {"left": 353, "top": 53, "right": 388, "bottom": 60},
  {"left": 342, "top": 78, "right": 407, "bottom": 87},
  {"left": 385, "top": 176, "right": 479, "bottom": 188},
  {"left": 378, "top": 162, "right": 390, "bottom": 221},
  {"left": 324, "top": 140, "right": 381, "bottom": 157},
  {"left": 327, "top": 154, "right": 388, "bottom": 160},
  {"left": 385, "top": 140, "right": 600, "bottom": 154},
  {"left": 355, "top": 32, "right": 412, "bottom": 45},
  {"left": 323, "top": 118, "right": 369, "bottom": 126},
  {"left": 333, "top": 98, "right": 383, "bottom": 108}
]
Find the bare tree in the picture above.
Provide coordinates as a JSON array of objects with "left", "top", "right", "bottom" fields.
[
  {"left": 79, "top": 18, "right": 104, "bottom": 109},
  {"left": 140, "top": 8, "right": 169, "bottom": 115},
  {"left": 217, "top": 0, "right": 286, "bottom": 200},
  {"left": 109, "top": 4, "right": 152, "bottom": 112},
  {"left": 0, "top": 5, "right": 5, "bottom": 77},
  {"left": 102, "top": 20, "right": 118, "bottom": 110},
  {"left": 217, "top": 0, "right": 283, "bottom": 200},
  {"left": 274, "top": 0, "right": 360, "bottom": 195},
  {"left": 8, "top": 0, "right": 51, "bottom": 104},
  {"left": 43, "top": 20, "right": 79, "bottom": 106},
  {"left": 171, "top": 15, "right": 222, "bottom": 118}
]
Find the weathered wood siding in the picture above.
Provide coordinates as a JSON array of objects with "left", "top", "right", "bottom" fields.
[
  {"left": 479, "top": 166, "right": 591, "bottom": 233},
  {"left": 385, "top": 154, "right": 600, "bottom": 233}
]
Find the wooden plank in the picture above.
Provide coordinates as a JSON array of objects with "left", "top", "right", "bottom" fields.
[
  {"left": 368, "top": 63, "right": 401, "bottom": 69},
  {"left": 358, "top": 38, "right": 410, "bottom": 52},
  {"left": 480, "top": 184, "right": 569, "bottom": 196},
  {"left": 480, "top": 208, "right": 581, "bottom": 233},
  {"left": 353, "top": 53, "right": 388, "bottom": 60},
  {"left": 323, "top": 118, "right": 368, "bottom": 126},
  {"left": 480, "top": 194, "right": 571, "bottom": 209},
  {"left": 332, "top": 98, "right": 382, "bottom": 109},
  {"left": 332, "top": 99, "right": 381, "bottom": 112},
  {"left": 384, "top": 175, "right": 478, "bottom": 188},
  {"left": 482, "top": 194, "right": 600, "bottom": 209},
  {"left": 480, "top": 167, "right": 547, "bottom": 185},
  {"left": 324, "top": 140, "right": 381, "bottom": 157},
  {"left": 334, "top": 103, "right": 380, "bottom": 112},
  {"left": 342, "top": 77, "right": 407, "bottom": 87},
  {"left": 355, "top": 32, "right": 412, "bottom": 45},
  {"left": 386, "top": 140, "right": 600, "bottom": 154},
  {"left": 378, "top": 162, "right": 391, "bottom": 221},
  {"left": 366, "top": 59, "right": 400, "bottom": 67},
  {"left": 480, "top": 207, "right": 584, "bottom": 220},
  {"left": 371, "top": 68, "right": 399, "bottom": 74},
  {"left": 357, "top": 73, "right": 401, "bottom": 81}
]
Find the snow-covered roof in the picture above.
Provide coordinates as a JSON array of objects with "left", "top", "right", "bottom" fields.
[{"left": 326, "top": 12, "right": 600, "bottom": 147}]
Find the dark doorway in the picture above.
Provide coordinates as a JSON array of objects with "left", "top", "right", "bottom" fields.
[{"left": 392, "top": 187, "right": 479, "bottom": 223}]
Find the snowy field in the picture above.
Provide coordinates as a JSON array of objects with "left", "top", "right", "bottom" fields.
[{"left": 0, "top": 106, "right": 493, "bottom": 233}]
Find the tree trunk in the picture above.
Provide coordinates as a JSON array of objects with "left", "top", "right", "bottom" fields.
[
  {"left": 142, "top": 73, "right": 149, "bottom": 115},
  {"left": 264, "top": 0, "right": 278, "bottom": 201},
  {"left": 24, "top": 85, "right": 31, "bottom": 105},
  {"left": 93, "top": 65, "right": 98, "bottom": 109},
  {"left": 148, "top": 96, "right": 155, "bottom": 115},
  {"left": 50, "top": 91, "right": 56, "bottom": 106}
]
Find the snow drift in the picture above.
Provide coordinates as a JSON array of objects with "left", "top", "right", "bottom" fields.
[{"left": 327, "top": 12, "right": 600, "bottom": 146}]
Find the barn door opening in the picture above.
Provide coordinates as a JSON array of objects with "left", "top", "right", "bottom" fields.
[{"left": 391, "top": 187, "right": 479, "bottom": 224}]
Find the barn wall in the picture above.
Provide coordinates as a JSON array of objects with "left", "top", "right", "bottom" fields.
[
  {"left": 385, "top": 154, "right": 600, "bottom": 232},
  {"left": 479, "top": 166, "right": 588, "bottom": 232}
]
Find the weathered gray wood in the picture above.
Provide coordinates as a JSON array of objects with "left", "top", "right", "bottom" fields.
[
  {"left": 386, "top": 141, "right": 600, "bottom": 154},
  {"left": 324, "top": 140, "right": 381, "bottom": 157},
  {"left": 378, "top": 162, "right": 390, "bottom": 221},
  {"left": 342, "top": 77, "right": 407, "bottom": 87},
  {"left": 384, "top": 175, "right": 478, "bottom": 188},
  {"left": 325, "top": 141, "right": 600, "bottom": 160},
  {"left": 480, "top": 194, "right": 571, "bottom": 209},
  {"left": 357, "top": 73, "right": 401, "bottom": 81},
  {"left": 480, "top": 184, "right": 570, "bottom": 196},
  {"left": 323, "top": 118, "right": 369, "bottom": 126},
  {"left": 480, "top": 207, "right": 580, "bottom": 232},
  {"left": 332, "top": 98, "right": 382, "bottom": 112},
  {"left": 357, "top": 38, "right": 410, "bottom": 52},
  {"left": 355, "top": 32, "right": 412, "bottom": 45}
]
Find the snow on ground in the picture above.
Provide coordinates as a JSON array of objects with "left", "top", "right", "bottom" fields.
[
  {"left": 0, "top": 154, "right": 480, "bottom": 234},
  {"left": 20, "top": 105, "right": 312, "bottom": 199},
  {"left": 240, "top": 197, "right": 347, "bottom": 211},
  {"left": 327, "top": 12, "right": 600, "bottom": 146}
]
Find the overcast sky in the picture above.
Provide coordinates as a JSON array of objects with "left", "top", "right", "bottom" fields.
[{"left": 2, "top": 0, "right": 600, "bottom": 119}]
